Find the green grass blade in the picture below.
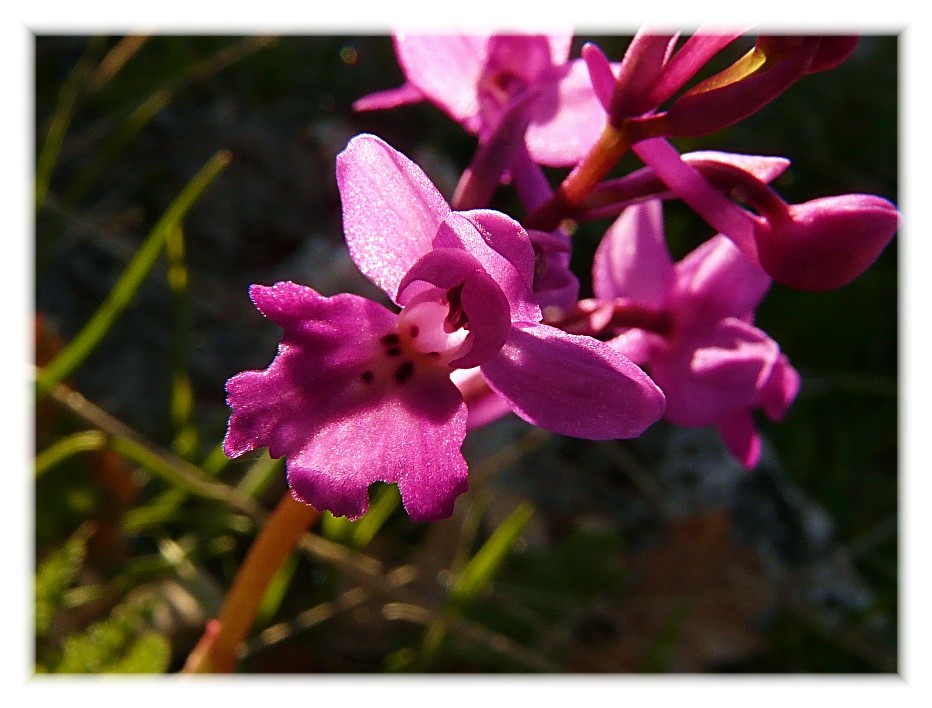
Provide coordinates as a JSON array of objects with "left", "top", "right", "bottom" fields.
[
  {"left": 35, "top": 150, "right": 231, "bottom": 400},
  {"left": 451, "top": 501, "right": 535, "bottom": 606},
  {"left": 350, "top": 484, "right": 401, "bottom": 549},
  {"left": 236, "top": 453, "right": 285, "bottom": 500},
  {"left": 166, "top": 222, "right": 199, "bottom": 460},
  {"left": 35, "top": 36, "right": 107, "bottom": 212},
  {"left": 34, "top": 430, "right": 106, "bottom": 478}
]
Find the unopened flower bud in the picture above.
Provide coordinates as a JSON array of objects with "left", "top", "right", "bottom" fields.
[{"left": 755, "top": 194, "right": 899, "bottom": 291}]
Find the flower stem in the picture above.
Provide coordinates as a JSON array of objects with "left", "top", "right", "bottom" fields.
[
  {"left": 183, "top": 493, "right": 320, "bottom": 673},
  {"left": 524, "top": 121, "right": 635, "bottom": 232}
]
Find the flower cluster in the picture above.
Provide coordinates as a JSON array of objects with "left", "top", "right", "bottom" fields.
[{"left": 224, "top": 32, "right": 899, "bottom": 522}]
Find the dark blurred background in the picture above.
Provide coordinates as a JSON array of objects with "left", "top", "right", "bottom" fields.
[{"left": 34, "top": 35, "right": 897, "bottom": 673}]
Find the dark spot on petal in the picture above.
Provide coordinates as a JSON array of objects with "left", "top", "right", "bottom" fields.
[
  {"left": 394, "top": 360, "right": 415, "bottom": 384},
  {"left": 409, "top": 325, "right": 419, "bottom": 338},
  {"left": 386, "top": 346, "right": 401, "bottom": 357},
  {"left": 381, "top": 333, "right": 400, "bottom": 346},
  {"left": 427, "top": 352, "right": 440, "bottom": 357},
  {"left": 360, "top": 370, "right": 375, "bottom": 384}
]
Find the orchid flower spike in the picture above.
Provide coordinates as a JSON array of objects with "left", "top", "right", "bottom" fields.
[{"left": 223, "top": 135, "right": 665, "bottom": 522}]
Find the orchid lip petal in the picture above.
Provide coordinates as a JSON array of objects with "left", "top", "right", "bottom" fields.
[{"left": 224, "top": 281, "right": 471, "bottom": 522}]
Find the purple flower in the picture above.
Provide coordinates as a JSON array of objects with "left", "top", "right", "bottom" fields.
[
  {"left": 591, "top": 199, "right": 799, "bottom": 468},
  {"left": 224, "top": 135, "right": 665, "bottom": 521},
  {"left": 354, "top": 33, "right": 607, "bottom": 167}
]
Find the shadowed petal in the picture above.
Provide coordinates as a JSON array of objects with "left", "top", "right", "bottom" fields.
[
  {"left": 672, "top": 234, "right": 771, "bottom": 327},
  {"left": 593, "top": 199, "right": 674, "bottom": 307},
  {"left": 481, "top": 323, "right": 665, "bottom": 439},
  {"left": 653, "top": 318, "right": 778, "bottom": 427},
  {"left": 716, "top": 409, "right": 762, "bottom": 469}
]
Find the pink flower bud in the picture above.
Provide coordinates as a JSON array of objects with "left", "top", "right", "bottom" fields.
[{"left": 755, "top": 194, "right": 899, "bottom": 291}]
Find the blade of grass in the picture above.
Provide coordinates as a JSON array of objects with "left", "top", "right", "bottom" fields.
[
  {"left": 235, "top": 453, "right": 285, "bottom": 500},
  {"left": 63, "top": 88, "right": 171, "bottom": 205},
  {"left": 451, "top": 501, "right": 535, "bottom": 605},
  {"left": 416, "top": 501, "right": 535, "bottom": 669},
  {"left": 87, "top": 34, "right": 151, "bottom": 92},
  {"left": 35, "top": 36, "right": 107, "bottom": 212},
  {"left": 165, "top": 222, "right": 199, "bottom": 460},
  {"left": 34, "top": 430, "right": 106, "bottom": 478},
  {"left": 35, "top": 150, "right": 231, "bottom": 400}
]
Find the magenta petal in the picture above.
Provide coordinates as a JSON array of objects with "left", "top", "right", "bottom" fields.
[
  {"left": 224, "top": 282, "right": 469, "bottom": 522},
  {"left": 481, "top": 323, "right": 666, "bottom": 439},
  {"left": 394, "top": 34, "right": 489, "bottom": 127},
  {"left": 434, "top": 211, "right": 541, "bottom": 323},
  {"left": 648, "top": 32, "right": 748, "bottom": 107},
  {"left": 593, "top": 199, "right": 674, "bottom": 307},
  {"left": 396, "top": 247, "right": 512, "bottom": 370},
  {"left": 606, "top": 329, "right": 661, "bottom": 366},
  {"left": 686, "top": 150, "right": 791, "bottom": 184},
  {"left": 451, "top": 89, "right": 541, "bottom": 210},
  {"left": 654, "top": 318, "right": 779, "bottom": 427},
  {"left": 581, "top": 42, "right": 615, "bottom": 110},
  {"left": 353, "top": 82, "right": 425, "bottom": 112},
  {"left": 716, "top": 409, "right": 762, "bottom": 469},
  {"left": 610, "top": 32, "right": 675, "bottom": 119},
  {"left": 223, "top": 283, "right": 397, "bottom": 460},
  {"left": 525, "top": 59, "right": 608, "bottom": 165},
  {"left": 759, "top": 353, "right": 801, "bottom": 421},
  {"left": 672, "top": 234, "right": 771, "bottom": 327},
  {"left": 287, "top": 370, "right": 469, "bottom": 522},
  {"left": 336, "top": 134, "right": 451, "bottom": 300}
]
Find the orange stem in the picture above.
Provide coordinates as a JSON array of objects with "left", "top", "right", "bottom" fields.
[{"left": 183, "top": 493, "right": 320, "bottom": 673}]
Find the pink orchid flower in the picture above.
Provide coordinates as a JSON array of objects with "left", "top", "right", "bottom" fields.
[
  {"left": 354, "top": 33, "right": 607, "bottom": 168},
  {"left": 223, "top": 135, "right": 665, "bottom": 522},
  {"left": 591, "top": 198, "right": 800, "bottom": 468}
]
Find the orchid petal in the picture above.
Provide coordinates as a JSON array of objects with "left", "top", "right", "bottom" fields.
[
  {"left": 633, "top": 137, "right": 760, "bottom": 262},
  {"left": 337, "top": 134, "right": 451, "bottom": 300},
  {"left": 672, "top": 234, "right": 772, "bottom": 326},
  {"left": 352, "top": 81, "right": 425, "bottom": 112},
  {"left": 481, "top": 323, "right": 666, "bottom": 439},
  {"left": 225, "top": 282, "right": 470, "bottom": 522},
  {"left": 434, "top": 211, "right": 541, "bottom": 323},
  {"left": 716, "top": 409, "right": 762, "bottom": 469},
  {"left": 648, "top": 32, "right": 749, "bottom": 107},
  {"left": 759, "top": 353, "right": 801, "bottom": 421},
  {"left": 394, "top": 34, "right": 490, "bottom": 127},
  {"left": 653, "top": 318, "right": 778, "bottom": 427},
  {"left": 581, "top": 42, "right": 616, "bottom": 110},
  {"left": 756, "top": 194, "right": 900, "bottom": 291},
  {"left": 610, "top": 32, "right": 675, "bottom": 119},
  {"left": 287, "top": 370, "right": 468, "bottom": 522},
  {"left": 396, "top": 247, "right": 512, "bottom": 370},
  {"left": 525, "top": 59, "right": 608, "bottom": 165},
  {"left": 593, "top": 199, "right": 674, "bottom": 308}
]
